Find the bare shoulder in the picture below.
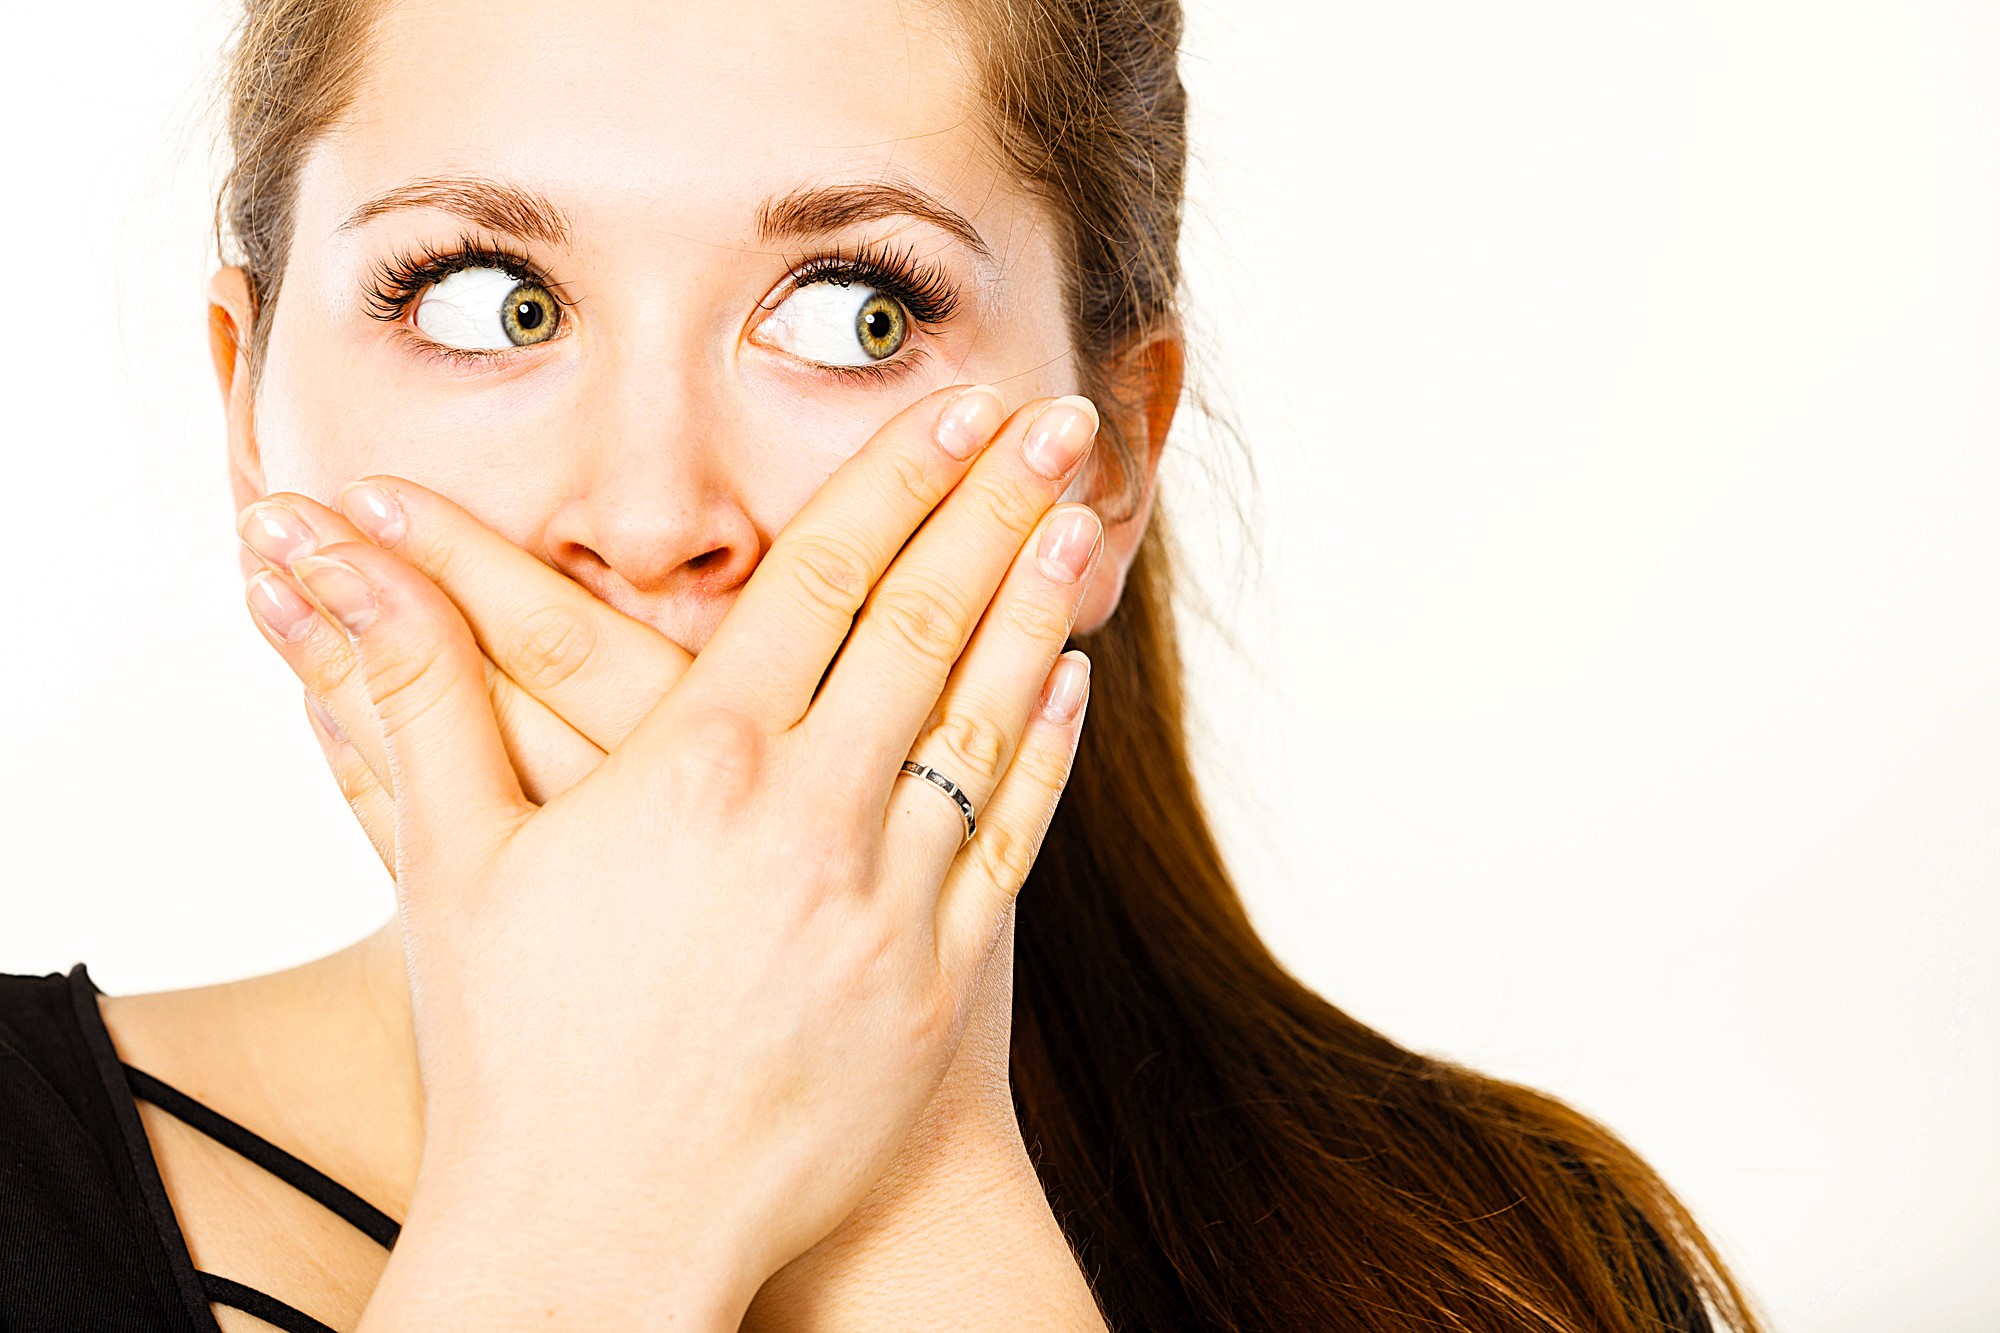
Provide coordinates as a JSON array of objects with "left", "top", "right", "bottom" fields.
[{"left": 97, "top": 932, "right": 419, "bottom": 1333}]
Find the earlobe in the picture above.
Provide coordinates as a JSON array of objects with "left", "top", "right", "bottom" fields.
[
  {"left": 1071, "top": 324, "right": 1187, "bottom": 635},
  {"left": 209, "top": 266, "right": 267, "bottom": 516}
]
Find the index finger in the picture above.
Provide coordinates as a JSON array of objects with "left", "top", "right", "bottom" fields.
[
  {"left": 665, "top": 382, "right": 1009, "bottom": 732},
  {"left": 333, "top": 477, "right": 692, "bottom": 751}
]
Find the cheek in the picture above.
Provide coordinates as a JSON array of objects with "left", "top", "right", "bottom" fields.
[
  {"left": 252, "top": 313, "right": 574, "bottom": 534},
  {"left": 731, "top": 378, "right": 910, "bottom": 539}
]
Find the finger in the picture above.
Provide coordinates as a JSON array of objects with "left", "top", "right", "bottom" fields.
[
  {"left": 478, "top": 657, "right": 602, "bottom": 803},
  {"left": 815, "top": 396, "right": 1099, "bottom": 766},
  {"left": 932, "top": 650, "right": 1090, "bottom": 982},
  {"left": 663, "top": 382, "right": 1009, "bottom": 737},
  {"left": 302, "top": 690, "right": 396, "bottom": 872},
  {"left": 875, "top": 501, "right": 1103, "bottom": 862},
  {"left": 246, "top": 562, "right": 394, "bottom": 788},
  {"left": 241, "top": 499, "right": 601, "bottom": 803},
  {"left": 333, "top": 478, "right": 689, "bottom": 749},
  {"left": 290, "top": 540, "right": 529, "bottom": 863}
]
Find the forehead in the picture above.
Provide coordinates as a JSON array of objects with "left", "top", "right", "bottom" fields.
[{"left": 300, "top": 0, "right": 998, "bottom": 246}]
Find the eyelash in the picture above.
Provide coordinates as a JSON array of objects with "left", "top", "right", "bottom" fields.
[
  {"left": 362, "top": 231, "right": 575, "bottom": 366},
  {"left": 361, "top": 233, "right": 960, "bottom": 378},
  {"left": 768, "top": 242, "right": 957, "bottom": 383},
  {"left": 358, "top": 228, "right": 560, "bottom": 322}
]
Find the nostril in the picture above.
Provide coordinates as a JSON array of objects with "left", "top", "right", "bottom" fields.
[{"left": 686, "top": 547, "right": 730, "bottom": 571}]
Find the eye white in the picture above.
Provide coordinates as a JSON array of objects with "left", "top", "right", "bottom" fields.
[
  {"left": 413, "top": 267, "right": 524, "bottom": 351},
  {"left": 760, "top": 281, "right": 886, "bottom": 367}
]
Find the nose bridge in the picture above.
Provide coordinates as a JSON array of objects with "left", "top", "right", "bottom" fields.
[{"left": 544, "top": 324, "right": 760, "bottom": 607}]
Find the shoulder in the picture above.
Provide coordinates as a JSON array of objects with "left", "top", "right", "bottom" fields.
[
  {"left": 0, "top": 967, "right": 103, "bottom": 1113},
  {"left": 0, "top": 966, "right": 196, "bottom": 1327}
]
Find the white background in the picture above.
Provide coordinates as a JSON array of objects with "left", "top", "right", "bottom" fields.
[{"left": 2, "top": 2, "right": 1995, "bottom": 1329}]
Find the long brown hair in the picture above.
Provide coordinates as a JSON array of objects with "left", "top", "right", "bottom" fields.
[{"left": 216, "top": 1, "right": 1762, "bottom": 1328}]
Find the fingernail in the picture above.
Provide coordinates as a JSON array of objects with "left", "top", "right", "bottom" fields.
[
  {"left": 292, "top": 555, "right": 377, "bottom": 634},
  {"left": 1039, "top": 651, "right": 1090, "bottom": 724},
  {"left": 1021, "top": 396, "right": 1098, "bottom": 480},
  {"left": 1036, "top": 506, "right": 1102, "bottom": 584},
  {"left": 238, "top": 501, "right": 317, "bottom": 569},
  {"left": 936, "top": 385, "right": 1005, "bottom": 461},
  {"left": 303, "top": 691, "right": 346, "bottom": 742},
  {"left": 246, "top": 570, "right": 316, "bottom": 642},
  {"left": 341, "top": 482, "right": 407, "bottom": 547}
]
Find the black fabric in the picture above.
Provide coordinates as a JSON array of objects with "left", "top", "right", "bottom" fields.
[
  {"left": 0, "top": 965, "right": 395, "bottom": 1333},
  {"left": 199, "top": 1275, "right": 340, "bottom": 1333}
]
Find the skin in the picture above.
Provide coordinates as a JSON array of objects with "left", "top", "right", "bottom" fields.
[{"left": 99, "top": 0, "right": 1183, "bottom": 1327}]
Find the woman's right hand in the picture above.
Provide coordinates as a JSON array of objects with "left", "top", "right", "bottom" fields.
[{"left": 263, "top": 385, "right": 1103, "bottom": 1330}]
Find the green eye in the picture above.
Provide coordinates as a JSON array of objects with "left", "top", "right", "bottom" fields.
[
  {"left": 415, "top": 268, "right": 562, "bottom": 350},
  {"left": 855, "top": 291, "right": 908, "bottom": 360},
  {"left": 757, "top": 280, "right": 916, "bottom": 369},
  {"left": 502, "top": 283, "right": 560, "bottom": 346}
]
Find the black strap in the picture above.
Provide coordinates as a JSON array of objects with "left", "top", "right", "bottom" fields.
[
  {"left": 199, "top": 1272, "right": 342, "bottom": 1333},
  {"left": 124, "top": 1064, "right": 403, "bottom": 1250}
]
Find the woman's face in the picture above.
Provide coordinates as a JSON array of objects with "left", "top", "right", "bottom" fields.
[{"left": 219, "top": 0, "right": 1135, "bottom": 655}]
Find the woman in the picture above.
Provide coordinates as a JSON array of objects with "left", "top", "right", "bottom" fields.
[{"left": 0, "top": 0, "right": 1763, "bottom": 1328}]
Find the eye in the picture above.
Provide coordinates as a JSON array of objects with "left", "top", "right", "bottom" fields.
[
  {"left": 412, "top": 266, "right": 562, "bottom": 350},
  {"left": 758, "top": 279, "right": 911, "bottom": 366}
]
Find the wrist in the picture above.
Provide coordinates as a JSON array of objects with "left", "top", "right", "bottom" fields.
[
  {"left": 358, "top": 1136, "right": 769, "bottom": 1333},
  {"left": 744, "top": 1114, "right": 1103, "bottom": 1333}
]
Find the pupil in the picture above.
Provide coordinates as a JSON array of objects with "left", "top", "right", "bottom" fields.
[
  {"left": 866, "top": 310, "right": 890, "bottom": 338},
  {"left": 515, "top": 300, "right": 545, "bottom": 330}
]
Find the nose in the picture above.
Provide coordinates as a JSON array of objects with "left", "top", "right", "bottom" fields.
[{"left": 539, "top": 376, "right": 764, "bottom": 647}]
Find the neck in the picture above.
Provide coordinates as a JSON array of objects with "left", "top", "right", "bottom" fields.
[
  {"left": 102, "top": 906, "right": 1097, "bottom": 1327},
  {"left": 308, "top": 917, "right": 430, "bottom": 1216},
  {"left": 101, "top": 913, "right": 428, "bottom": 1220}
]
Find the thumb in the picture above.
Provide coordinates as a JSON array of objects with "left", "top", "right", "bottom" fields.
[{"left": 292, "top": 541, "right": 528, "bottom": 867}]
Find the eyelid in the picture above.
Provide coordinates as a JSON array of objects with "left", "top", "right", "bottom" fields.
[
  {"left": 766, "top": 241, "right": 959, "bottom": 328},
  {"left": 363, "top": 230, "right": 575, "bottom": 324},
  {"left": 362, "top": 231, "right": 577, "bottom": 368},
  {"left": 384, "top": 322, "right": 548, "bottom": 373},
  {"left": 744, "top": 241, "right": 963, "bottom": 387}
]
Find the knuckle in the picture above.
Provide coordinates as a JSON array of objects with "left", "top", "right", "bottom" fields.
[
  {"left": 505, "top": 604, "right": 598, "bottom": 693},
  {"left": 875, "top": 446, "right": 945, "bottom": 513},
  {"left": 1000, "top": 592, "right": 1075, "bottom": 647},
  {"left": 927, "top": 707, "right": 1010, "bottom": 783},
  {"left": 305, "top": 639, "right": 365, "bottom": 702},
  {"left": 782, "top": 534, "right": 872, "bottom": 622},
  {"left": 1017, "top": 729, "right": 1080, "bottom": 799},
  {"left": 363, "top": 645, "right": 457, "bottom": 732},
  {"left": 406, "top": 523, "right": 466, "bottom": 586},
  {"left": 662, "top": 705, "right": 765, "bottom": 802},
  {"left": 970, "top": 819, "right": 1037, "bottom": 897},
  {"left": 873, "top": 581, "right": 964, "bottom": 665},
  {"left": 972, "top": 475, "right": 1047, "bottom": 537}
]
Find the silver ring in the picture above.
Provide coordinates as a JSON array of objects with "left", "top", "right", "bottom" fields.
[{"left": 899, "top": 760, "right": 977, "bottom": 844}]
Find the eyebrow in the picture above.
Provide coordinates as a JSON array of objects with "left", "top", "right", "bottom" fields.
[
  {"left": 338, "top": 173, "right": 574, "bottom": 247},
  {"left": 755, "top": 180, "right": 993, "bottom": 262},
  {"left": 336, "top": 173, "right": 991, "bottom": 262}
]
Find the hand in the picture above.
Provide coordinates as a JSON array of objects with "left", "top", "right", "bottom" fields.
[
  {"left": 239, "top": 476, "right": 693, "bottom": 865},
  {"left": 250, "top": 384, "right": 1105, "bottom": 1328},
  {"left": 242, "top": 396, "right": 1104, "bottom": 1326}
]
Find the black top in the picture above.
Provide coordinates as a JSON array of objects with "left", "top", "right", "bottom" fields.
[{"left": 0, "top": 965, "right": 398, "bottom": 1333}]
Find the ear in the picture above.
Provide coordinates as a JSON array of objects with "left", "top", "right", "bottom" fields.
[
  {"left": 210, "top": 267, "right": 265, "bottom": 578},
  {"left": 1071, "top": 323, "right": 1185, "bottom": 635}
]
